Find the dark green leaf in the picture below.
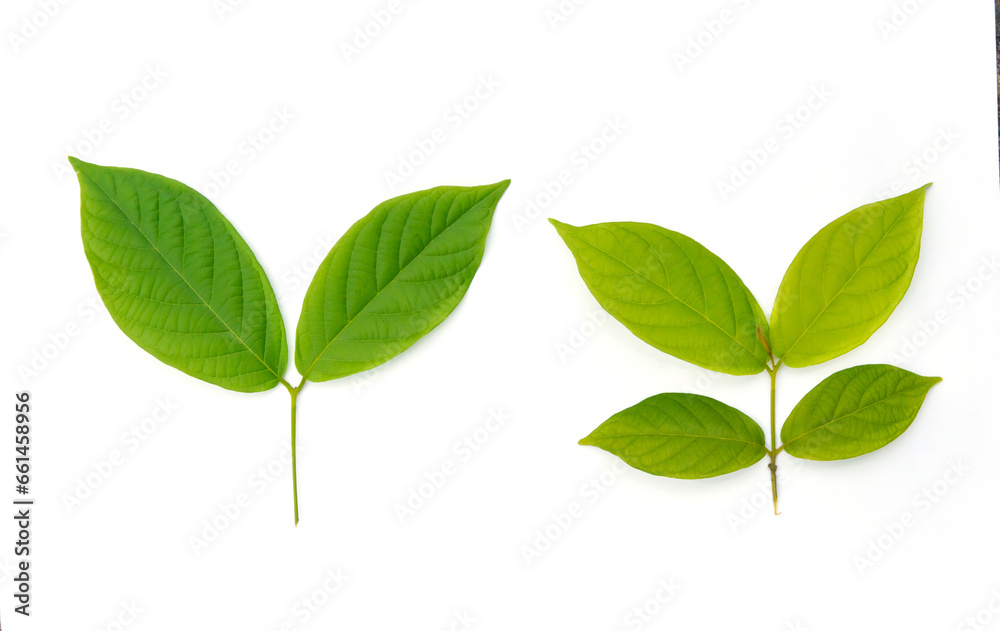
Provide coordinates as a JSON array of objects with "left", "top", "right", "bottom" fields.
[{"left": 72, "top": 158, "right": 287, "bottom": 392}]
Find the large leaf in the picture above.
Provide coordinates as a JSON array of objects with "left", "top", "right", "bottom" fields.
[
  {"left": 550, "top": 220, "right": 770, "bottom": 375},
  {"left": 71, "top": 158, "right": 287, "bottom": 392},
  {"left": 295, "top": 181, "right": 510, "bottom": 381},
  {"left": 781, "top": 364, "right": 940, "bottom": 460},
  {"left": 579, "top": 393, "right": 767, "bottom": 479},
  {"left": 770, "top": 186, "right": 929, "bottom": 367}
]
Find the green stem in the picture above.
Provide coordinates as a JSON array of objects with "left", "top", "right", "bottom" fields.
[
  {"left": 767, "top": 364, "right": 780, "bottom": 515},
  {"left": 284, "top": 379, "right": 306, "bottom": 526}
]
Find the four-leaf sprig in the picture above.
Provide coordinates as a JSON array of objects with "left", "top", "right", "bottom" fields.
[{"left": 552, "top": 185, "right": 940, "bottom": 513}]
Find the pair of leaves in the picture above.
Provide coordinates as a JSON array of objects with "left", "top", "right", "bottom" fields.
[
  {"left": 555, "top": 186, "right": 940, "bottom": 478},
  {"left": 551, "top": 185, "right": 928, "bottom": 374},
  {"left": 71, "top": 157, "right": 509, "bottom": 391},
  {"left": 579, "top": 365, "right": 940, "bottom": 478}
]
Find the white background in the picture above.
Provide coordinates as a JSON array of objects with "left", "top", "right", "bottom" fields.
[{"left": 2, "top": 0, "right": 999, "bottom": 629}]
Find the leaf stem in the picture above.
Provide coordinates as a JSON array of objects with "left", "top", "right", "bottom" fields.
[
  {"left": 768, "top": 363, "right": 780, "bottom": 515},
  {"left": 283, "top": 379, "right": 306, "bottom": 526}
]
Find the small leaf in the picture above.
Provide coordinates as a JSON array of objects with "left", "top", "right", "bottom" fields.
[
  {"left": 770, "top": 186, "right": 929, "bottom": 367},
  {"left": 72, "top": 158, "right": 288, "bottom": 393},
  {"left": 579, "top": 393, "right": 767, "bottom": 479},
  {"left": 781, "top": 364, "right": 941, "bottom": 460},
  {"left": 550, "top": 220, "right": 771, "bottom": 375},
  {"left": 295, "top": 181, "right": 510, "bottom": 381}
]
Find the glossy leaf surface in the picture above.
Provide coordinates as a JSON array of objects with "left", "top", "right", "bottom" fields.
[
  {"left": 295, "top": 181, "right": 509, "bottom": 381},
  {"left": 72, "top": 158, "right": 287, "bottom": 392}
]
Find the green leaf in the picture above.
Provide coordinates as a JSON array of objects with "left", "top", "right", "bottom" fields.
[
  {"left": 71, "top": 158, "right": 287, "bottom": 393},
  {"left": 770, "top": 186, "right": 929, "bottom": 367},
  {"left": 550, "top": 220, "right": 771, "bottom": 375},
  {"left": 295, "top": 181, "right": 510, "bottom": 381},
  {"left": 781, "top": 364, "right": 941, "bottom": 461},
  {"left": 579, "top": 393, "right": 767, "bottom": 479}
]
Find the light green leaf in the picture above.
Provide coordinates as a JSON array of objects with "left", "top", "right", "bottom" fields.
[
  {"left": 550, "top": 220, "right": 770, "bottom": 375},
  {"left": 295, "top": 181, "right": 510, "bottom": 381},
  {"left": 71, "top": 158, "right": 287, "bottom": 393},
  {"left": 781, "top": 364, "right": 941, "bottom": 460},
  {"left": 770, "top": 186, "right": 929, "bottom": 367},
  {"left": 579, "top": 393, "right": 767, "bottom": 479}
]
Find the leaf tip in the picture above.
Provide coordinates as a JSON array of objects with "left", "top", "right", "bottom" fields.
[
  {"left": 548, "top": 217, "right": 571, "bottom": 233},
  {"left": 578, "top": 433, "right": 596, "bottom": 446},
  {"left": 67, "top": 156, "right": 86, "bottom": 171},
  {"left": 482, "top": 179, "right": 511, "bottom": 199},
  {"left": 907, "top": 182, "right": 932, "bottom": 201}
]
